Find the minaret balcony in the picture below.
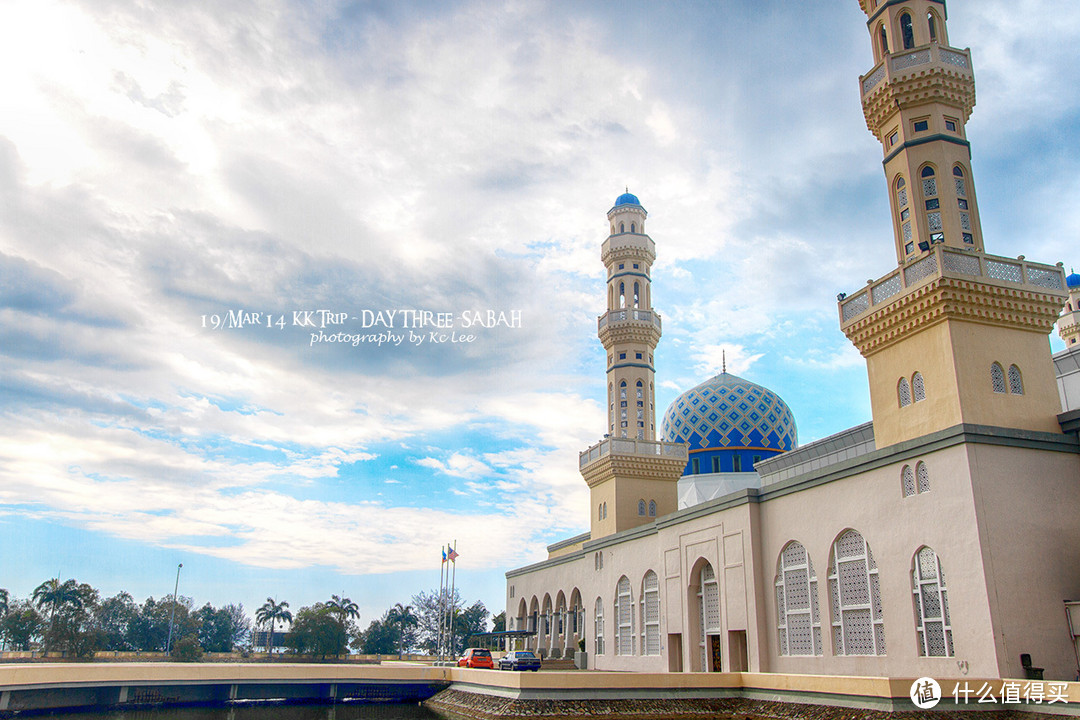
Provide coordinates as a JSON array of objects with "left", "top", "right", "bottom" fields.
[
  {"left": 597, "top": 308, "right": 662, "bottom": 332},
  {"left": 602, "top": 234, "right": 656, "bottom": 265},
  {"left": 579, "top": 436, "right": 688, "bottom": 472},
  {"left": 860, "top": 44, "right": 975, "bottom": 130},
  {"left": 861, "top": 43, "right": 972, "bottom": 97},
  {"left": 838, "top": 247, "right": 1068, "bottom": 353}
]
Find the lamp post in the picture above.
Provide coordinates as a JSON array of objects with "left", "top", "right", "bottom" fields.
[{"left": 165, "top": 563, "right": 183, "bottom": 656}]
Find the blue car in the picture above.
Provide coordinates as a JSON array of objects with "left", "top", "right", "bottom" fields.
[{"left": 498, "top": 650, "right": 541, "bottom": 671}]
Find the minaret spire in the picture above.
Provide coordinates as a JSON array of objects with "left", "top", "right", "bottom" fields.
[
  {"left": 858, "top": 1, "right": 982, "bottom": 262},
  {"left": 722, "top": 349, "right": 726, "bottom": 374},
  {"left": 840, "top": 1, "right": 1069, "bottom": 449},
  {"left": 599, "top": 190, "right": 658, "bottom": 440}
]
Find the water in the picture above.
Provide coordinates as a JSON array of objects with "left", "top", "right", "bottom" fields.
[{"left": 36, "top": 703, "right": 444, "bottom": 720}]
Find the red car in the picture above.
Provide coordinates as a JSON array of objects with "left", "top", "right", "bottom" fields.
[{"left": 457, "top": 648, "right": 495, "bottom": 669}]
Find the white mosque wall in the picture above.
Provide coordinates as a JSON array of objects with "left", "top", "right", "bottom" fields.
[
  {"left": 507, "top": 431, "right": 1080, "bottom": 679},
  {"left": 677, "top": 472, "right": 760, "bottom": 508},
  {"left": 1055, "top": 345, "right": 1080, "bottom": 412}
]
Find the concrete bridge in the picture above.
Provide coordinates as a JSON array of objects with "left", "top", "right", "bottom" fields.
[{"left": 4, "top": 663, "right": 1080, "bottom": 717}]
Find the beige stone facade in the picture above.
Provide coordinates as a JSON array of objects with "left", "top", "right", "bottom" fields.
[{"left": 504, "top": 0, "right": 1080, "bottom": 683}]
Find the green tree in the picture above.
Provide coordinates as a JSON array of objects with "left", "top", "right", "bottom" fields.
[
  {"left": 33, "top": 579, "right": 101, "bottom": 655},
  {"left": 285, "top": 604, "right": 348, "bottom": 657},
  {"left": 354, "top": 613, "right": 398, "bottom": 655},
  {"left": 410, "top": 589, "right": 488, "bottom": 656},
  {"left": 454, "top": 600, "right": 490, "bottom": 655},
  {"left": 32, "top": 578, "right": 81, "bottom": 650},
  {"left": 0, "top": 587, "right": 8, "bottom": 651},
  {"left": 0, "top": 599, "right": 43, "bottom": 650},
  {"left": 194, "top": 603, "right": 251, "bottom": 653},
  {"left": 129, "top": 595, "right": 198, "bottom": 652},
  {"left": 255, "top": 598, "right": 292, "bottom": 657},
  {"left": 94, "top": 592, "right": 139, "bottom": 651},
  {"left": 491, "top": 611, "right": 506, "bottom": 633},
  {"left": 386, "top": 603, "right": 418, "bottom": 657},
  {"left": 170, "top": 635, "right": 204, "bottom": 662},
  {"left": 327, "top": 595, "right": 359, "bottom": 624}
]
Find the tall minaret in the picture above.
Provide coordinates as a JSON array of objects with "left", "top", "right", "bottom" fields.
[
  {"left": 600, "top": 191, "right": 660, "bottom": 440},
  {"left": 840, "top": 2, "right": 1069, "bottom": 448},
  {"left": 581, "top": 192, "right": 686, "bottom": 540},
  {"left": 1060, "top": 272, "right": 1080, "bottom": 347},
  {"left": 858, "top": 0, "right": 983, "bottom": 263}
]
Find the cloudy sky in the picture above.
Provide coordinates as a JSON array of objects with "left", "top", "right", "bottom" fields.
[{"left": 1, "top": 0, "right": 1078, "bottom": 626}]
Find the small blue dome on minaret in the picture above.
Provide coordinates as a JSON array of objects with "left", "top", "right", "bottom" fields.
[
  {"left": 1067, "top": 269, "right": 1080, "bottom": 288},
  {"left": 614, "top": 191, "right": 642, "bottom": 208}
]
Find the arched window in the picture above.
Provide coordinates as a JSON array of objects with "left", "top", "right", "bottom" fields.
[
  {"left": 916, "top": 461, "right": 931, "bottom": 493},
  {"left": 648, "top": 500, "right": 656, "bottom": 517},
  {"left": 620, "top": 381, "right": 627, "bottom": 400},
  {"left": 828, "top": 530, "right": 886, "bottom": 656},
  {"left": 922, "top": 166, "right": 942, "bottom": 241},
  {"left": 602, "top": 502, "right": 607, "bottom": 519},
  {"left": 633, "top": 282, "right": 640, "bottom": 308},
  {"left": 878, "top": 23, "right": 889, "bottom": 57},
  {"left": 913, "top": 547, "right": 953, "bottom": 657},
  {"left": 896, "top": 176, "right": 912, "bottom": 252},
  {"left": 900, "top": 13, "right": 914, "bottom": 49},
  {"left": 776, "top": 541, "right": 822, "bottom": 656},
  {"left": 619, "top": 222, "right": 625, "bottom": 233},
  {"left": 594, "top": 597, "right": 605, "bottom": 655},
  {"left": 901, "top": 465, "right": 916, "bottom": 497},
  {"left": 898, "top": 377, "right": 912, "bottom": 407},
  {"left": 615, "top": 576, "right": 635, "bottom": 655},
  {"left": 1008, "top": 365, "right": 1024, "bottom": 395},
  {"left": 896, "top": 176, "right": 908, "bottom": 207},
  {"left": 954, "top": 166, "right": 973, "bottom": 243},
  {"left": 991, "top": 362, "right": 1007, "bottom": 394},
  {"left": 630, "top": 223, "right": 636, "bottom": 233},
  {"left": 638, "top": 499, "right": 646, "bottom": 516},
  {"left": 912, "top": 372, "right": 925, "bottom": 402},
  {"left": 598, "top": 503, "right": 603, "bottom": 521},
  {"left": 927, "top": 11, "right": 938, "bottom": 42},
  {"left": 921, "top": 166, "right": 937, "bottom": 196},
  {"left": 619, "top": 282, "right": 626, "bottom": 308},
  {"left": 640, "top": 571, "right": 661, "bottom": 655}
]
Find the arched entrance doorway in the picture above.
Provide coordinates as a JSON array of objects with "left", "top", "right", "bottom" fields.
[{"left": 694, "top": 561, "right": 721, "bottom": 671}]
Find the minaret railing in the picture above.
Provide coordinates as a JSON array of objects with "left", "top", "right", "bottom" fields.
[
  {"left": 860, "top": 44, "right": 972, "bottom": 98},
  {"left": 579, "top": 437, "right": 688, "bottom": 470},
  {"left": 838, "top": 246, "right": 1066, "bottom": 327},
  {"left": 597, "top": 309, "right": 662, "bottom": 331}
]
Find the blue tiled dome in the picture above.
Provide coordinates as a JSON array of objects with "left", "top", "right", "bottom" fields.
[
  {"left": 662, "top": 372, "right": 797, "bottom": 474},
  {"left": 1067, "top": 270, "right": 1080, "bottom": 289},
  {"left": 614, "top": 192, "right": 641, "bottom": 208}
]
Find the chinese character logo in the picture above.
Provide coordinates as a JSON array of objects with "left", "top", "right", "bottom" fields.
[{"left": 911, "top": 677, "right": 942, "bottom": 709}]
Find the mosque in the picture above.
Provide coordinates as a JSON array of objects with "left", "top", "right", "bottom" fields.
[{"left": 504, "top": 0, "right": 1080, "bottom": 681}]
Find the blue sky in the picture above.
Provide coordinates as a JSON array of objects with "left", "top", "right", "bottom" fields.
[{"left": 1, "top": 0, "right": 1079, "bottom": 627}]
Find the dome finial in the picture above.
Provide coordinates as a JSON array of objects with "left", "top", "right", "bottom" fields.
[{"left": 722, "top": 349, "right": 726, "bottom": 374}]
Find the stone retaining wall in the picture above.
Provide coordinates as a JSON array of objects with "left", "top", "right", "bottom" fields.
[{"left": 424, "top": 688, "right": 1063, "bottom": 720}]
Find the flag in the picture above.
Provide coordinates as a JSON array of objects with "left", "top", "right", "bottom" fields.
[
  {"left": 441, "top": 547, "right": 447, "bottom": 563},
  {"left": 448, "top": 547, "right": 459, "bottom": 562}
]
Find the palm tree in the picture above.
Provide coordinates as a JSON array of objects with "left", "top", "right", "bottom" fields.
[
  {"left": 255, "top": 598, "right": 292, "bottom": 658},
  {"left": 327, "top": 595, "right": 359, "bottom": 624},
  {"left": 386, "top": 603, "right": 417, "bottom": 658},
  {"left": 32, "top": 578, "right": 81, "bottom": 650}
]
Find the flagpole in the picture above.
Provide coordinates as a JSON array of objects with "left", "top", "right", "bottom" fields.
[
  {"left": 438, "top": 544, "right": 447, "bottom": 662},
  {"left": 448, "top": 539, "right": 458, "bottom": 658}
]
